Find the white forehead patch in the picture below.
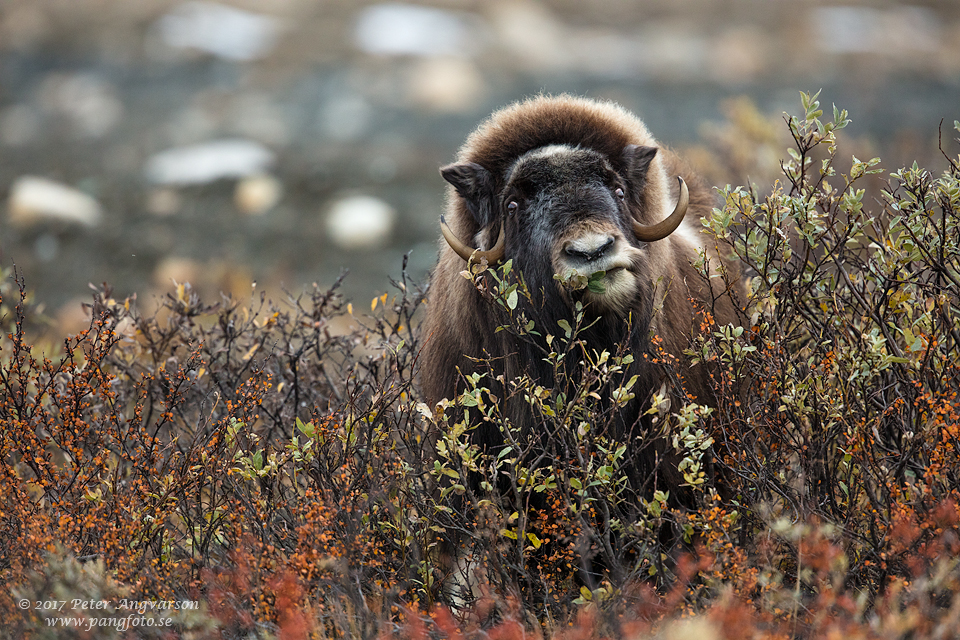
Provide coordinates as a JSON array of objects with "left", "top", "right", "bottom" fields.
[
  {"left": 508, "top": 143, "right": 604, "bottom": 177},
  {"left": 524, "top": 144, "right": 580, "bottom": 160}
]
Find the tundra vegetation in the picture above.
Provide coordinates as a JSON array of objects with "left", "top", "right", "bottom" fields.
[{"left": 3, "top": 93, "right": 960, "bottom": 639}]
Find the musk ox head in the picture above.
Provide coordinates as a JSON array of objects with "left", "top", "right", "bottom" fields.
[{"left": 437, "top": 114, "right": 689, "bottom": 318}]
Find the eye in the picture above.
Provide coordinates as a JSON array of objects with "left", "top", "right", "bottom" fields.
[
  {"left": 615, "top": 187, "right": 625, "bottom": 200},
  {"left": 506, "top": 200, "right": 519, "bottom": 215}
]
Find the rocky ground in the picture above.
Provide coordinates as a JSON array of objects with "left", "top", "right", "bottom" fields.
[{"left": 1, "top": 0, "right": 959, "bottom": 334}]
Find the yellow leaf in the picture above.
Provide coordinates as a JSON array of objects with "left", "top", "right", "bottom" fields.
[{"left": 261, "top": 312, "right": 279, "bottom": 328}]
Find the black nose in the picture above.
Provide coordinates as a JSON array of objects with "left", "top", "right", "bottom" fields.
[{"left": 565, "top": 236, "right": 614, "bottom": 262}]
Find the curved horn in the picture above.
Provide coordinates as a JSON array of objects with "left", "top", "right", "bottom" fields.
[
  {"left": 440, "top": 215, "right": 505, "bottom": 264},
  {"left": 633, "top": 176, "right": 689, "bottom": 242}
]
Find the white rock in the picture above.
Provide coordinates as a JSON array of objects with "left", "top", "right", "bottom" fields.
[
  {"left": 354, "top": 3, "right": 482, "bottom": 57},
  {"left": 144, "top": 139, "right": 275, "bottom": 186},
  {"left": 325, "top": 195, "right": 396, "bottom": 250},
  {"left": 235, "top": 174, "right": 283, "bottom": 216},
  {"left": 155, "top": 1, "right": 281, "bottom": 62},
  {"left": 8, "top": 175, "right": 103, "bottom": 227}
]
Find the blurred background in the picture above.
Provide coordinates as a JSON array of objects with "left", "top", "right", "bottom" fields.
[{"left": 1, "top": 0, "right": 959, "bottom": 334}]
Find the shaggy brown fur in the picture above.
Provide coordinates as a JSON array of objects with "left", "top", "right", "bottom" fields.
[{"left": 421, "top": 94, "right": 740, "bottom": 425}]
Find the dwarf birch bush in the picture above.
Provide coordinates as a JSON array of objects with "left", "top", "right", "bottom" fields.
[
  {"left": 696, "top": 92, "right": 960, "bottom": 600},
  {"left": 3, "top": 94, "right": 960, "bottom": 639}
]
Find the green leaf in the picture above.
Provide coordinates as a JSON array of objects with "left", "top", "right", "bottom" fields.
[
  {"left": 506, "top": 288, "right": 519, "bottom": 310},
  {"left": 587, "top": 270, "right": 606, "bottom": 294},
  {"left": 296, "top": 417, "right": 316, "bottom": 439}
]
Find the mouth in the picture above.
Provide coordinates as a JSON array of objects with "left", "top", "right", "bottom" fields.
[
  {"left": 552, "top": 235, "right": 643, "bottom": 314},
  {"left": 591, "top": 267, "right": 629, "bottom": 294},
  {"left": 553, "top": 262, "right": 639, "bottom": 316},
  {"left": 554, "top": 264, "right": 630, "bottom": 294}
]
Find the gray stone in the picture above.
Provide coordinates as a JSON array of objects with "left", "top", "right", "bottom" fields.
[
  {"left": 154, "top": 1, "right": 282, "bottom": 62},
  {"left": 8, "top": 175, "right": 103, "bottom": 227},
  {"left": 325, "top": 195, "right": 397, "bottom": 250},
  {"left": 144, "top": 139, "right": 276, "bottom": 186}
]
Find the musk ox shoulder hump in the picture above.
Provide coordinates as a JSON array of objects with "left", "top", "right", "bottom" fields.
[{"left": 458, "top": 94, "right": 659, "bottom": 181}]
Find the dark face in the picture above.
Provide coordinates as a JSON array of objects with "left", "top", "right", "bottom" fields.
[{"left": 442, "top": 143, "right": 659, "bottom": 316}]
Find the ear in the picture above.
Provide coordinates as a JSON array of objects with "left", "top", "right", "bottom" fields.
[
  {"left": 620, "top": 144, "right": 658, "bottom": 198},
  {"left": 440, "top": 162, "right": 496, "bottom": 228}
]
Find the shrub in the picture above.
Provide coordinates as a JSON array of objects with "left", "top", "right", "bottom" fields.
[
  {"left": 692, "top": 92, "right": 960, "bottom": 636},
  {"left": 2, "top": 94, "right": 959, "bottom": 639},
  {"left": 2, "top": 263, "right": 435, "bottom": 638}
]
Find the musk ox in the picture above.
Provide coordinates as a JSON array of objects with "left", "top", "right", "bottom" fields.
[
  {"left": 419, "top": 94, "right": 743, "bottom": 515},
  {"left": 419, "top": 94, "right": 743, "bottom": 599}
]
